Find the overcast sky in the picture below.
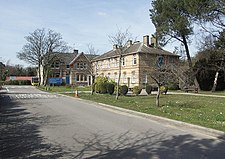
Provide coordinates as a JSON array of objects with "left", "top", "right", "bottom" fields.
[{"left": 0, "top": 0, "right": 196, "bottom": 67}]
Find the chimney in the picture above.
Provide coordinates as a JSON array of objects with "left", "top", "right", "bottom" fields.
[
  {"left": 73, "top": 49, "right": 78, "bottom": 53},
  {"left": 151, "top": 36, "right": 157, "bottom": 48},
  {"left": 113, "top": 44, "right": 118, "bottom": 50},
  {"left": 126, "top": 40, "right": 132, "bottom": 47},
  {"left": 143, "top": 35, "right": 149, "bottom": 47}
]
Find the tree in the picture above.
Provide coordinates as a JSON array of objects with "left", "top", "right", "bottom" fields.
[
  {"left": 150, "top": 65, "right": 173, "bottom": 107},
  {"left": 150, "top": 0, "right": 200, "bottom": 89},
  {"left": 86, "top": 44, "right": 99, "bottom": 95},
  {"left": 108, "top": 28, "right": 133, "bottom": 100},
  {"left": 86, "top": 43, "right": 99, "bottom": 55},
  {"left": 194, "top": 30, "right": 225, "bottom": 91},
  {"left": 17, "top": 28, "right": 68, "bottom": 86}
]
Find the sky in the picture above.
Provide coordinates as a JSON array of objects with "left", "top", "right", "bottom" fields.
[{"left": 0, "top": 0, "right": 197, "bottom": 67}]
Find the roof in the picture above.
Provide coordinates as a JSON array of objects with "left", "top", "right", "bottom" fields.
[
  {"left": 92, "top": 42, "right": 179, "bottom": 61},
  {"left": 51, "top": 52, "right": 99, "bottom": 65},
  {"left": 54, "top": 52, "right": 78, "bottom": 64},
  {"left": 69, "top": 52, "right": 99, "bottom": 65},
  {"left": 0, "top": 62, "right": 5, "bottom": 67}
]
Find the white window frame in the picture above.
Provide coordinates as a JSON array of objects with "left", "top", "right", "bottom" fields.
[{"left": 133, "top": 54, "right": 137, "bottom": 65}]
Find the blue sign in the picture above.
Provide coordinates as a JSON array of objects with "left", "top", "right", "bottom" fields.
[{"left": 48, "top": 78, "right": 63, "bottom": 84}]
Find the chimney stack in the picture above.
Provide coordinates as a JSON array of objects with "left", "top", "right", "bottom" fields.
[
  {"left": 126, "top": 40, "right": 132, "bottom": 47},
  {"left": 151, "top": 36, "right": 157, "bottom": 48},
  {"left": 113, "top": 44, "right": 118, "bottom": 50},
  {"left": 143, "top": 35, "right": 149, "bottom": 47}
]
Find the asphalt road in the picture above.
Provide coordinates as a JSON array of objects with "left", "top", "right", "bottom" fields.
[{"left": 1, "top": 85, "right": 225, "bottom": 159}]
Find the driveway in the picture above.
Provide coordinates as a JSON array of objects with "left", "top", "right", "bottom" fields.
[{"left": 1, "top": 85, "right": 225, "bottom": 159}]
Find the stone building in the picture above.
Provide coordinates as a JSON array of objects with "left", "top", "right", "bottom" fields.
[
  {"left": 41, "top": 50, "right": 97, "bottom": 85},
  {"left": 91, "top": 35, "right": 180, "bottom": 88}
]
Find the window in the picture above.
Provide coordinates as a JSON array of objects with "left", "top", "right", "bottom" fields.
[
  {"left": 66, "top": 65, "right": 70, "bottom": 68},
  {"left": 84, "top": 75, "right": 87, "bottom": 81},
  {"left": 76, "top": 75, "right": 79, "bottom": 81},
  {"left": 83, "top": 63, "right": 87, "bottom": 69},
  {"left": 133, "top": 54, "right": 137, "bottom": 65},
  {"left": 131, "top": 71, "right": 136, "bottom": 83},
  {"left": 107, "top": 59, "right": 110, "bottom": 68},
  {"left": 76, "top": 62, "right": 87, "bottom": 69},
  {"left": 122, "top": 57, "right": 125, "bottom": 66},
  {"left": 123, "top": 73, "right": 127, "bottom": 83},
  {"left": 114, "top": 72, "right": 118, "bottom": 82},
  {"left": 157, "top": 56, "right": 164, "bottom": 68},
  {"left": 114, "top": 58, "right": 118, "bottom": 67},
  {"left": 80, "top": 74, "right": 84, "bottom": 81}
]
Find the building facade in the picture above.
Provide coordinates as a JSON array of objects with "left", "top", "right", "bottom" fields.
[
  {"left": 46, "top": 50, "right": 97, "bottom": 85},
  {"left": 91, "top": 35, "right": 180, "bottom": 88}
]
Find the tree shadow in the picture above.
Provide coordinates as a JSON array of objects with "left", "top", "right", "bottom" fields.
[
  {"left": 69, "top": 131, "right": 225, "bottom": 159},
  {"left": 0, "top": 95, "right": 65, "bottom": 158}
]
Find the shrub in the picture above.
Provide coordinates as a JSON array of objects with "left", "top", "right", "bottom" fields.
[
  {"left": 160, "top": 85, "right": 168, "bottom": 94},
  {"left": 168, "top": 82, "right": 179, "bottom": 90},
  {"left": 100, "top": 83, "right": 107, "bottom": 94},
  {"left": 145, "top": 85, "right": 152, "bottom": 95},
  {"left": 120, "top": 85, "right": 128, "bottom": 96},
  {"left": 106, "top": 83, "right": 115, "bottom": 95},
  {"left": 95, "top": 82, "right": 107, "bottom": 94},
  {"left": 133, "top": 86, "right": 142, "bottom": 95}
]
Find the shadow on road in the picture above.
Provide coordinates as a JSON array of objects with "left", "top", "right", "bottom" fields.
[
  {"left": 0, "top": 95, "right": 65, "bottom": 158},
  {"left": 70, "top": 131, "right": 225, "bottom": 159},
  {"left": 66, "top": 130, "right": 225, "bottom": 159}
]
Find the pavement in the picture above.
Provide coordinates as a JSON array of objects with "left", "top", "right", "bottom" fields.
[{"left": 1, "top": 85, "right": 225, "bottom": 158}]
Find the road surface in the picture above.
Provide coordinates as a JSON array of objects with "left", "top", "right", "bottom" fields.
[{"left": 0, "top": 85, "right": 225, "bottom": 159}]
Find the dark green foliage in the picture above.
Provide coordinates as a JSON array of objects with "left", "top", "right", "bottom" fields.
[
  {"left": 133, "top": 86, "right": 142, "bottom": 95},
  {"left": 106, "top": 83, "right": 115, "bottom": 95},
  {"left": 145, "top": 85, "right": 152, "bottom": 95},
  {"left": 168, "top": 82, "right": 179, "bottom": 90},
  {"left": 99, "top": 83, "right": 107, "bottom": 94},
  {"left": 94, "top": 76, "right": 116, "bottom": 94},
  {"left": 194, "top": 45, "right": 225, "bottom": 91},
  {"left": 120, "top": 85, "right": 128, "bottom": 96}
]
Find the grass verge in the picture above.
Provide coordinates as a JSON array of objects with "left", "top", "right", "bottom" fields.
[{"left": 73, "top": 93, "right": 225, "bottom": 132}]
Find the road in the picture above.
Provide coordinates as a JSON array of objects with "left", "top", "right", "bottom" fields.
[{"left": 0, "top": 85, "right": 225, "bottom": 159}]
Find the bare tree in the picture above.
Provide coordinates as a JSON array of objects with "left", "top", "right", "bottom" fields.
[
  {"left": 17, "top": 28, "right": 68, "bottom": 86},
  {"left": 108, "top": 28, "right": 133, "bottom": 100},
  {"left": 86, "top": 44, "right": 99, "bottom": 95},
  {"left": 150, "top": 66, "right": 172, "bottom": 107},
  {"left": 86, "top": 43, "right": 99, "bottom": 55}
]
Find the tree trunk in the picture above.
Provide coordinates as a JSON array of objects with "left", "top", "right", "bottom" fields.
[
  {"left": 182, "top": 35, "right": 200, "bottom": 90},
  {"left": 91, "top": 75, "right": 94, "bottom": 95},
  {"left": 211, "top": 71, "right": 219, "bottom": 92},
  {"left": 116, "top": 55, "right": 122, "bottom": 100},
  {"left": 156, "top": 85, "right": 160, "bottom": 107},
  {"left": 38, "top": 62, "right": 41, "bottom": 86}
]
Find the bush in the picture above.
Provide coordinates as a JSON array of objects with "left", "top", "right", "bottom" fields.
[
  {"left": 168, "top": 82, "right": 179, "bottom": 90},
  {"left": 95, "top": 83, "right": 107, "bottom": 94},
  {"left": 133, "top": 86, "right": 142, "bottom": 95},
  {"left": 106, "top": 83, "right": 115, "bottom": 95},
  {"left": 120, "top": 85, "right": 128, "bottom": 96},
  {"left": 145, "top": 85, "right": 152, "bottom": 95},
  {"left": 160, "top": 85, "right": 168, "bottom": 94}
]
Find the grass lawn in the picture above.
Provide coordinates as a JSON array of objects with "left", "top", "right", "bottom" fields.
[
  {"left": 75, "top": 93, "right": 225, "bottom": 132},
  {"left": 38, "top": 85, "right": 91, "bottom": 92}
]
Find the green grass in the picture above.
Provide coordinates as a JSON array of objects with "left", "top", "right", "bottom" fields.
[
  {"left": 38, "top": 85, "right": 91, "bottom": 92},
  {"left": 75, "top": 93, "right": 225, "bottom": 132}
]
